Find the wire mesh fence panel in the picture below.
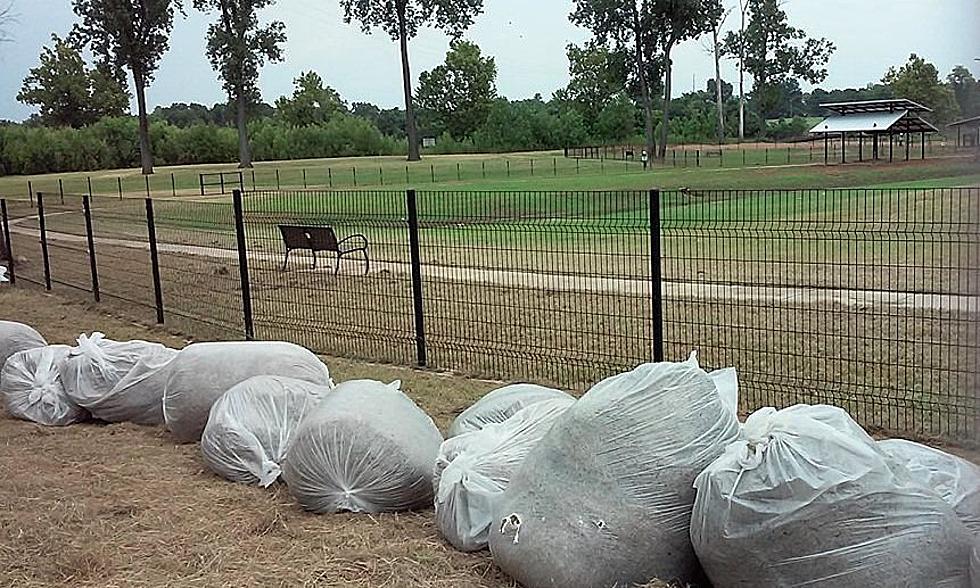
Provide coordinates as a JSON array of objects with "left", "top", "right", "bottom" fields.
[
  {"left": 415, "top": 190, "right": 654, "bottom": 390},
  {"left": 29, "top": 193, "right": 93, "bottom": 295},
  {"left": 243, "top": 190, "right": 417, "bottom": 365},
  {"left": 660, "top": 187, "right": 980, "bottom": 440},
  {"left": 149, "top": 198, "right": 243, "bottom": 340},
  {"left": 88, "top": 198, "right": 157, "bottom": 314}
]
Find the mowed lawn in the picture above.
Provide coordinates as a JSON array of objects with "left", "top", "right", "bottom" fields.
[{"left": 0, "top": 148, "right": 977, "bottom": 201}]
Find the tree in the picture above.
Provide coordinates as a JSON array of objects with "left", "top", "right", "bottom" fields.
[
  {"left": 339, "top": 0, "right": 484, "bottom": 161},
  {"left": 275, "top": 71, "right": 347, "bottom": 127},
  {"left": 17, "top": 34, "right": 129, "bottom": 127},
  {"left": 351, "top": 102, "right": 406, "bottom": 137},
  {"left": 556, "top": 42, "right": 628, "bottom": 136},
  {"left": 0, "top": 1, "right": 14, "bottom": 46},
  {"left": 571, "top": 0, "right": 663, "bottom": 167},
  {"left": 707, "top": 6, "right": 731, "bottom": 143},
  {"left": 416, "top": 39, "right": 496, "bottom": 140},
  {"left": 595, "top": 93, "right": 638, "bottom": 141},
  {"left": 726, "top": 0, "right": 835, "bottom": 120},
  {"left": 72, "top": 0, "right": 183, "bottom": 175},
  {"left": 947, "top": 65, "right": 980, "bottom": 119},
  {"left": 883, "top": 54, "right": 959, "bottom": 124},
  {"left": 653, "top": 0, "right": 722, "bottom": 158},
  {"left": 194, "top": 0, "right": 285, "bottom": 168}
]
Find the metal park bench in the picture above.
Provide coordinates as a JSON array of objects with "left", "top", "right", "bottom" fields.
[{"left": 277, "top": 225, "right": 369, "bottom": 274}]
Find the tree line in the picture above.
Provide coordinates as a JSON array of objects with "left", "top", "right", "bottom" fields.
[{"left": 2, "top": 0, "right": 979, "bottom": 178}]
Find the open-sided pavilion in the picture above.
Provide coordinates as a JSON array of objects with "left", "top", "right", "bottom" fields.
[{"left": 808, "top": 99, "right": 939, "bottom": 164}]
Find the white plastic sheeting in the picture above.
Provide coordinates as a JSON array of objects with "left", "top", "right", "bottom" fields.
[
  {"left": 201, "top": 375, "right": 331, "bottom": 487},
  {"left": 691, "top": 405, "right": 973, "bottom": 588},
  {"left": 61, "top": 332, "right": 177, "bottom": 424},
  {"left": 488, "top": 354, "right": 740, "bottom": 588},
  {"left": 448, "top": 384, "right": 572, "bottom": 438},
  {"left": 1, "top": 345, "right": 88, "bottom": 426},
  {"left": 163, "top": 341, "right": 331, "bottom": 443},
  {"left": 878, "top": 438, "right": 980, "bottom": 535},
  {"left": 283, "top": 379, "right": 443, "bottom": 514},
  {"left": 435, "top": 396, "right": 575, "bottom": 552},
  {"left": 0, "top": 320, "right": 47, "bottom": 372},
  {"left": 972, "top": 536, "right": 980, "bottom": 588}
]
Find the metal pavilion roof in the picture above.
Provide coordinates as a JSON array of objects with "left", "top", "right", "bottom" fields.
[
  {"left": 808, "top": 110, "right": 940, "bottom": 135},
  {"left": 819, "top": 99, "right": 932, "bottom": 115},
  {"left": 947, "top": 114, "right": 980, "bottom": 128}
]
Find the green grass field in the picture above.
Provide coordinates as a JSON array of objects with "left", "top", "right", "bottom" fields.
[{"left": 0, "top": 147, "right": 976, "bottom": 202}]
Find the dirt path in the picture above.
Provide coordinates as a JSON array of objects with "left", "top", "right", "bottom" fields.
[{"left": 9, "top": 215, "right": 978, "bottom": 313}]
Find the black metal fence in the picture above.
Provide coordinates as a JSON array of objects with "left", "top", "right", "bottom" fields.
[{"left": 2, "top": 188, "right": 977, "bottom": 441}]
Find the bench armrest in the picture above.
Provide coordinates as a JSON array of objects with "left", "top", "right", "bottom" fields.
[{"left": 337, "top": 233, "right": 369, "bottom": 253}]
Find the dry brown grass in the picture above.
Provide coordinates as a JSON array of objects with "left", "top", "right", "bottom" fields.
[{"left": 0, "top": 288, "right": 518, "bottom": 588}]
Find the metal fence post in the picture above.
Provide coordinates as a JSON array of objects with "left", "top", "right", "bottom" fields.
[
  {"left": 145, "top": 198, "right": 165, "bottom": 324},
  {"left": 27, "top": 180, "right": 34, "bottom": 208},
  {"left": 232, "top": 190, "right": 254, "bottom": 340},
  {"left": 275, "top": 169, "right": 281, "bottom": 190},
  {"left": 87, "top": 176, "right": 93, "bottom": 200},
  {"left": 82, "top": 194, "right": 100, "bottom": 302},
  {"left": 406, "top": 189, "right": 428, "bottom": 367},
  {"left": 37, "top": 193, "right": 51, "bottom": 291},
  {"left": 145, "top": 175, "right": 151, "bottom": 198},
  {"left": 118, "top": 177, "right": 124, "bottom": 200},
  {"left": 649, "top": 189, "right": 664, "bottom": 362},
  {"left": 58, "top": 178, "right": 65, "bottom": 204},
  {"left": 1, "top": 199, "right": 15, "bottom": 285},
  {"left": 200, "top": 174, "right": 205, "bottom": 196},
  {"left": 171, "top": 172, "right": 177, "bottom": 196}
]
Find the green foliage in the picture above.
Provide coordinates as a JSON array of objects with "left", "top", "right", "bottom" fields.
[
  {"left": 555, "top": 42, "right": 628, "bottom": 136},
  {"left": 883, "top": 54, "right": 960, "bottom": 124},
  {"left": 351, "top": 103, "right": 406, "bottom": 137},
  {"left": 471, "top": 98, "right": 587, "bottom": 152},
  {"left": 17, "top": 34, "right": 129, "bottom": 128},
  {"left": 339, "top": 0, "right": 483, "bottom": 41},
  {"left": 275, "top": 71, "right": 347, "bottom": 127},
  {"left": 416, "top": 39, "right": 497, "bottom": 140},
  {"left": 947, "top": 65, "right": 980, "bottom": 119},
  {"left": 594, "top": 94, "right": 638, "bottom": 142},
  {"left": 725, "top": 0, "right": 834, "bottom": 119},
  {"left": 194, "top": 0, "right": 284, "bottom": 103},
  {"left": 71, "top": 0, "right": 184, "bottom": 173}
]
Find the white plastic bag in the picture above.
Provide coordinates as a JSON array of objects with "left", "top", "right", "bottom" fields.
[
  {"left": 61, "top": 332, "right": 177, "bottom": 424},
  {"left": 488, "top": 354, "right": 740, "bottom": 588},
  {"left": 691, "top": 405, "right": 973, "bottom": 588},
  {"left": 435, "top": 396, "right": 575, "bottom": 552},
  {"left": 448, "top": 383, "right": 572, "bottom": 438},
  {"left": 1, "top": 345, "right": 88, "bottom": 426},
  {"left": 283, "top": 379, "right": 443, "bottom": 514},
  {"left": 0, "top": 320, "right": 47, "bottom": 372},
  {"left": 878, "top": 438, "right": 980, "bottom": 534},
  {"left": 972, "top": 536, "right": 980, "bottom": 588},
  {"left": 163, "top": 341, "right": 332, "bottom": 443},
  {"left": 201, "top": 375, "right": 330, "bottom": 487}
]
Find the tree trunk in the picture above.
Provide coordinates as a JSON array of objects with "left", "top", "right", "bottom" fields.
[
  {"left": 658, "top": 42, "right": 674, "bottom": 160},
  {"left": 738, "top": 0, "right": 746, "bottom": 141},
  {"left": 133, "top": 70, "right": 154, "bottom": 175},
  {"left": 632, "top": 10, "right": 656, "bottom": 168},
  {"left": 236, "top": 90, "right": 253, "bottom": 168},
  {"left": 713, "top": 25, "right": 725, "bottom": 144},
  {"left": 397, "top": 6, "right": 421, "bottom": 162}
]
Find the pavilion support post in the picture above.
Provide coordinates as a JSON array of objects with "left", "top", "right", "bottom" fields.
[
  {"left": 872, "top": 134, "right": 878, "bottom": 160},
  {"left": 859, "top": 135, "right": 863, "bottom": 162},
  {"left": 905, "top": 132, "right": 910, "bottom": 161},
  {"left": 921, "top": 131, "right": 925, "bottom": 159},
  {"left": 841, "top": 132, "right": 846, "bottom": 164},
  {"left": 889, "top": 133, "right": 894, "bottom": 162},
  {"left": 958, "top": 126, "right": 962, "bottom": 150},
  {"left": 824, "top": 134, "right": 829, "bottom": 165}
]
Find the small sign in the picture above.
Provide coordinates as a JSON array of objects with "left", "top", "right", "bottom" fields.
[{"left": 422, "top": 137, "right": 437, "bottom": 148}]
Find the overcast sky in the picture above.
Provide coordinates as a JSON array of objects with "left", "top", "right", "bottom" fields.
[{"left": 0, "top": 0, "right": 978, "bottom": 121}]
